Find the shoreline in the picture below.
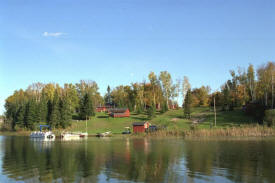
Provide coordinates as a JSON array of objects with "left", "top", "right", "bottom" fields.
[{"left": 1, "top": 126, "right": 275, "bottom": 138}]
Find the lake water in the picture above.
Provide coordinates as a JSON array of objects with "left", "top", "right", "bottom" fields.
[{"left": 0, "top": 136, "right": 274, "bottom": 183}]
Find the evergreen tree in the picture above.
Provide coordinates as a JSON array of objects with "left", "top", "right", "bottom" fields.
[
  {"left": 59, "top": 96, "right": 72, "bottom": 128},
  {"left": 106, "top": 85, "right": 112, "bottom": 105},
  {"left": 161, "top": 100, "right": 168, "bottom": 113},
  {"left": 47, "top": 100, "right": 52, "bottom": 123},
  {"left": 39, "top": 95, "right": 48, "bottom": 122},
  {"left": 80, "top": 93, "right": 95, "bottom": 120},
  {"left": 16, "top": 105, "right": 25, "bottom": 128},
  {"left": 136, "top": 103, "right": 143, "bottom": 114},
  {"left": 24, "top": 100, "right": 36, "bottom": 130},
  {"left": 184, "top": 89, "right": 192, "bottom": 119},
  {"left": 147, "top": 102, "right": 156, "bottom": 119},
  {"left": 34, "top": 102, "right": 41, "bottom": 123},
  {"left": 48, "top": 91, "right": 60, "bottom": 128}
]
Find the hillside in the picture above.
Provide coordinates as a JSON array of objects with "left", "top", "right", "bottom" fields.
[{"left": 67, "top": 107, "right": 256, "bottom": 134}]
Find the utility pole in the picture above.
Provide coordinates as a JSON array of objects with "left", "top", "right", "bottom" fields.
[
  {"left": 214, "top": 96, "right": 217, "bottom": 127},
  {"left": 272, "top": 74, "right": 274, "bottom": 109}
]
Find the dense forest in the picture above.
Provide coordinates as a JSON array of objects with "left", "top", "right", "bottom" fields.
[{"left": 3, "top": 61, "right": 275, "bottom": 130}]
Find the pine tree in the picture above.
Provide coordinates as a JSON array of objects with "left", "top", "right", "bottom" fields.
[
  {"left": 39, "top": 96, "right": 48, "bottom": 122},
  {"left": 24, "top": 100, "right": 36, "bottom": 130},
  {"left": 16, "top": 105, "right": 25, "bottom": 128},
  {"left": 34, "top": 102, "right": 41, "bottom": 123},
  {"left": 147, "top": 102, "right": 156, "bottom": 119},
  {"left": 47, "top": 100, "right": 52, "bottom": 123},
  {"left": 80, "top": 93, "right": 95, "bottom": 120},
  {"left": 136, "top": 104, "right": 143, "bottom": 114},
  {"left": 106, "top": 85, "right": 112, "bottom": 105},
  {"left": 161, "top": 100, "right": 168, "bottom": 113},
  {"left": 184, "top": 89, "right": 192, "bottom": 119},
  {"left": 59, "top": 96, "right": 72, "bottom": 128},
  {"left": 48, "top": 91, "right": 60, "bottom": 128}
]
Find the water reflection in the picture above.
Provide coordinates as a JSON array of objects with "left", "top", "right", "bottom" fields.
[
  {"left": 0, "top": 136, "right": 274, "bottom": 183},
  {"left": 183, "top": 139, "right": 275, "bottom": 183}
]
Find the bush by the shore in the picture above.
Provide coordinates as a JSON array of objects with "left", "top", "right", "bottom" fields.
[{"left": 264, "top": 109, "right": 275, "bottom": 127}]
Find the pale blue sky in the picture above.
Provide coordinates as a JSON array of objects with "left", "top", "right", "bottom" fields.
[{"left": 1, "top": 0, "right": 275, "bottom": 114}]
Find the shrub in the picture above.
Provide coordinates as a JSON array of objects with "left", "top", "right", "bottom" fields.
[
  {"left": 190, "top": 123, "right": 198, "bottom": 131},
  {"left": 264, "top": 109, "right": 275, "bottom": 127},
  {"left": 245, "top": 103, "right": 265, "bottom": 123}
]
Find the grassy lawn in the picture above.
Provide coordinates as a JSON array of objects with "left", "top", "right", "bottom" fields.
[{"left": 67, "top": 107, "right": 257, "bottom": 134}]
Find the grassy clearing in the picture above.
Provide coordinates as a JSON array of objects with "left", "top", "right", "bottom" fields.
[{"left": 67, "top": 112, "right": 149, "bottom": 134}]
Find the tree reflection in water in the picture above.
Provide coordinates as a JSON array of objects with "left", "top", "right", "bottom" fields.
[
  {"left": 1, "top": 137, "right": 275, "bottom": 183},
  {"left": 183, "top": 139, "right": 275, "bottom": 183}
]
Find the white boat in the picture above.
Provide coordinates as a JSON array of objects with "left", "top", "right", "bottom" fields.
[
  {"left": 96, "top": 131, "right": 112, "bottom": 137},
  {"left": 61, "top": 132, "right": 81, "bottom": 140},
  {"left": 30, "top": 131, "right": 55, "bottom": 140},
  {"left": 61, "top": 131, "right": 88, "bottom": 140},
  {"left": 30, "top": 125, "right": 55, "bottom": 140},
  {"left": 61, "top": 119, "right": 89, "bottom": 141},
  {"left": 79, "top": 132, "right": 88, "bottom": 138}
]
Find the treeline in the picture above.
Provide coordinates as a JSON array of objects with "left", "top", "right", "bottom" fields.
[
  {"left": 4, "top": 71, "right": 190, "bottom": 130},
  {"left": 210, "top": 62, "right": 275, "bottom": 124},
  {"left": 5, "top": 81, "right": 102, "bottom": 130},
  {"left": 105, "top": 71, "right": 186, "bottom": 115},
  {"left": 106, "top": 61, "right": 275, "bottom": 124},
  {"left": 4, "top": 61, "right": 275, "bottom": 130},
  {"left": 105, "top": 71, "right": 202, "bottom": 118},
  {"left": 182, "top": 61, "right": 275, "bottom": 124}
]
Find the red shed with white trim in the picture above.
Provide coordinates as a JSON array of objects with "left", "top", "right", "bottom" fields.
[{"left": 132, "top": 122, "right": 150, "bottom": 133}]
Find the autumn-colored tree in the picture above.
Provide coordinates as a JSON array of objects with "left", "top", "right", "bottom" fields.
[
  {"left": 191, "top": 86, "right": 210, "bottom": 107},
  {"left": 257, "top": 62, "right": 275, "bottom": 107}
]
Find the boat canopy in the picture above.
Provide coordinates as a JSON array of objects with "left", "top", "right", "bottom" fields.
[{"left": 39, "top": 125, "right": 51, "bottom": 131}]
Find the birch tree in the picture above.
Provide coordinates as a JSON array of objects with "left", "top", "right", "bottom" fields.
[
  {"left": 159, "top": 71, "right": 173, "bottom": 109},
  {"left": 148, "top": 72, "right": 158, "bottom": 105},
  {"left": 182, "top": 76, "right": 191, "bottom": 106},
  {"left": 247, "top": 64, "right": 256, "bottom": 102}
]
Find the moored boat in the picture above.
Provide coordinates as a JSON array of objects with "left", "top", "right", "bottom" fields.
[
  {"left": 61, "top": 132, "right": 81, "bottom": 140},
  {"left": 30, "top": 125, "right": 55, "bottom": 140},
  {"left": 96, "top": 131, "right": 112, "bottom": 137},
  {"left": 79, "top": 132, "right": 88, "bottom": 138}
]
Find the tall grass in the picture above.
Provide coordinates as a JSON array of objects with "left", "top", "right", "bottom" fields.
[{"left": 145, "top": 125, "right": 275, "bottom": 137}]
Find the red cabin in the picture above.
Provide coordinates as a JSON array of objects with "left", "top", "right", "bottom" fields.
[
  {"left": 96, "top": 106, "right": 107, "bottom": 112},
  {"left": 96, "top": 106, "right": 113, "bottom": 112},
  {"left": 132, "top": 122, "right": 150, "bottom": 133},
  {"left": 109, "top": 108, "right": 130, "bottom": 118}
]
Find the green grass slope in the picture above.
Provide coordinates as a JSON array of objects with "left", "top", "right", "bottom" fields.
[{"left": 67, "top": 107, "right": 256, "bottom": 134}]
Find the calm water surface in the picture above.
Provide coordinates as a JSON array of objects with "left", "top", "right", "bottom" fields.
[{"left": 0, "top": 136, "right": 274, "bottom": 183}]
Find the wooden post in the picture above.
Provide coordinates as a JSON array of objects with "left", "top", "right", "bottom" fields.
[
  {"left": 86, "top": 116, "right": 88, "bottom": 133},
  {"left": 214, "top": 96, "right": 217, "bottom": 127}
]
